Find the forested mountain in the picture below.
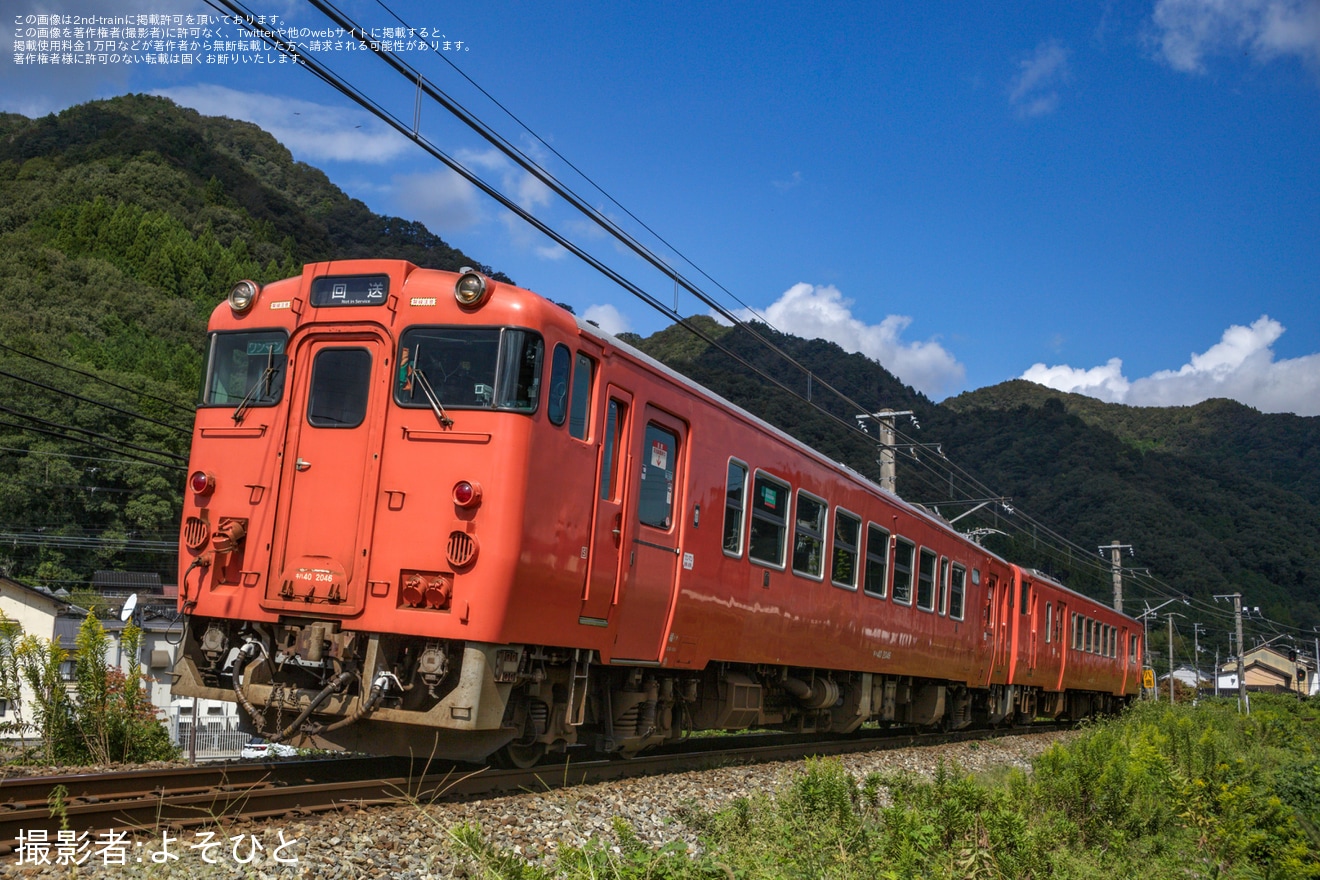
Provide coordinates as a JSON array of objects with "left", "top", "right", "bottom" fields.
[
  {"left": 0, "top": 95, "right": 502, "bottom": 589},
  {"left": 2, "top": 95, "right": 1315, "bottom": 641}
]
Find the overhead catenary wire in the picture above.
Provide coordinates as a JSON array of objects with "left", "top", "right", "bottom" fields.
[
  {"left": 0, "top": 368, "right": 192, "bottom": 436},
  {"left": 0, "top": 408, "right": 188, "bottom": 467},
  {"left": 0, "top": 341, "right": 195, "bottom": 418},
  {"left": 206, "top": 0, "right": 1177, "bottom": 610},
  {"left": 205, "top": 1, "right": 1301, "bottom": 628}
]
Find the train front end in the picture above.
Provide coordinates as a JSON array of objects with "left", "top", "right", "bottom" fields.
[{"left": 173, "top": 260, "right": 561, "bottom": 761}]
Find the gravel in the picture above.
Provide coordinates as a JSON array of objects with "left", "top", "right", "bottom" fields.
[{"left": 1, "top": 730, "right": 1073, "bottom": 879}]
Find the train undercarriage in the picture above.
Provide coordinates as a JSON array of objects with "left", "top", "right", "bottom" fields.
[{"left": 172, "top": 616, "right": 1128, "bottom": 766}]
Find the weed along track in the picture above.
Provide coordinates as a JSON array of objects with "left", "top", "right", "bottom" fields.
[{"left": 0, "top": 723, "right": 1068, "bottom": 859}]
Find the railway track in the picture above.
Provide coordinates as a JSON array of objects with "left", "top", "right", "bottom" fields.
[{"left": 0, "top": 723, "right": 1066, "bottom": 854}]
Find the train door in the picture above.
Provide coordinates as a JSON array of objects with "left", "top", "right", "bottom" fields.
[
  {"left": 611, "top": 407, "right": 687, "bottom": 662},
  {"left": 266, "top": 332, "right": 387, "bottom": 615},
  {"left": 986, "top": 573, "right": 1012, "bottom": 684},
  {"left": 580, "top": 387, "right": 632, "bottom": 624},
  {"left": 1055, "top": 601, "right": 1069, "bottom": 690}
]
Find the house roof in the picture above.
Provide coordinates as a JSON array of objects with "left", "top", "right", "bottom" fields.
[
  {"left": 92, "top": 570, "right": 164, "bottom": 594},
  {"left": 0, "top": 574, "right": 86, "bottom": 615}
]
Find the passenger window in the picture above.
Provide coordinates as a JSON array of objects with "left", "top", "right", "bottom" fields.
[
  {"left": 637, "top": 423, "right": 677, "bottom": 529},
  {"left": 892, "top": 538, "right": 914, "bottom": 604},
  {"left": 792, "top": 492, "right": 826, "bottom": 579},
  {"left": 547, "top": 344, "right": 571, "bottom": 425},
  {"left": 917, "top": 548, "right": 937, "bottom": 611},
  {"left": 748, "top": 473, "right": 789, "bottom": 568},
  {"left": 723, "top": 461, "right": 748, "bottom": 555},
  {"left": 307, "top": 348, "right": 371, "bottom": 428},
  {"left": 863, "top": 524, "right": 889, "bottom": 598},
  {"left": 569, "top": 353, "right": 594, "bottom": 440},
  {"left": 949, "top": 564, "right": 966, "bottom": 620},
  {"left": 1045, "top": 602, "right": 1053, "bottom": 643},
  {"left": 831, "top": 511, "right": 861, "bottom": 590}
]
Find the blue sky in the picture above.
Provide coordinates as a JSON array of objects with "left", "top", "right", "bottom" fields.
[{"left": 6, "top": 0, "right": 1320, "bottom": 414}]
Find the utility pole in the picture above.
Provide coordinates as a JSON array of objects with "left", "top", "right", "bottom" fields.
[
  {"left": 1100, "top": 541, "right": 1133, "bottom": 613},
  {"left": 1168, "top": 612, "right": 1177, "bottom": 704},
  {"left": 1215, "top": 592, "right": 1248, "bottom": 714},
  {"left": 855, "top": 410, "right": 913, "bottom": 495},
  {"left": 1193, "top": 622, "right": 1205, "bottom": 701},
  {"left": 1214, "top": 648, "right": 1220, "bottom": 697}
]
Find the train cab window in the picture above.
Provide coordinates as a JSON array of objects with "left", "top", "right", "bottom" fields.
[
  {"left": 831, "top": 510, "right": 861, "bottom": 590},
  {"left": 547, "top": 344, "right": 571, "bottom": 425},
  {"left": 306, "top": 348, "right": 371, "bottom": 428},
  {"left": 892, "top": 538, "right": 914, "bottom": 604},
  {"left": 569, "top": 353, "right": 594, "bottom": 440},
  {"left": 1020, "top": 579, "right": 1030, "bottom": 614},
  {"left": 396, "top": 326, "right": 542, "bottom": 412},
  {"left": 202, "top": 330, "right": 288, "bottom": 407},
  {"left": 638, "top": 423, "right": 678, "bottom": 530},
  {"left": 938, "top": 558, "right": 950, "bottom": 615},
  {"left": 748, "top": 472, "right": 789, "bottom": 568},
  {"left": 916, "top": 548, "right": 937, "bottom": 611},
  {"left": 1045, "top": 602, "right": 1053, "bottom": 643},
  {"left": 863, "top": 524, "right": 890, "bottom": 598},
  {"left": 723, "top": 460, "right": 748, "bottom": 556},
  {"left": 949, "top": 564, "right": 966, "bottom": 620},
  {"left": 1129, "top": 634, "right": 1138, "bottom": 664},
  {"left": 792, "top": 492, "right": 827, "bottom": 579}
]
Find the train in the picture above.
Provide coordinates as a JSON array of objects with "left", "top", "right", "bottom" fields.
[{"left": 172, "top": 260, "right": 1142, "bottom": 766}]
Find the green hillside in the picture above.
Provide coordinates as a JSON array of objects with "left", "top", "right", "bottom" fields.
[{"left": 0, "top": 95, "right": 502, "bottom": 588}]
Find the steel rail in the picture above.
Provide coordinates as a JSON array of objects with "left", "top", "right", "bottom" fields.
[{"left": 0, "top": 723, "right": 1068, "bottom": 853}]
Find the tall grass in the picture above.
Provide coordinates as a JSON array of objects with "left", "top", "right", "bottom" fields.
[{"left": 450, "top": 695, "right": 1320, "bottom": 879}]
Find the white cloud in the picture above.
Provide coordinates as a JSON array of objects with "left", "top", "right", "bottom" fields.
[
  {"left": 1150, "top": 0, "right": 1320, "bottom": 73},
  {"left": 153, "top": 85, "right": 412, "bottom": 164},
  {"left": 736, "top": 283, "right": 966, "bottom": 399},
  {"left": 1008, "top": 40, "right": 1071, "bottom": 118},
  {"left": 392, "top": 169, "right": 483, "bottom": 233},
  {"left": 583, "top": 304, "right": 631, "bottom": 335},
  {"left": 1022, "top": 316, "right": 1320, "bottom": 415}
]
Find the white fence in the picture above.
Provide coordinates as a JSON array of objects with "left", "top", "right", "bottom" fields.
[{"left": 169, "top": 721, "right": 248, "bottom": 761}]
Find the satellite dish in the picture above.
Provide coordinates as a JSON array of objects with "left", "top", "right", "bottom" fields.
[{"left": 120, "top": 593, "right": 138, "bottom": 623}]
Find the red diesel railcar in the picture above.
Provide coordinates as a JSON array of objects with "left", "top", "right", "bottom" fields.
[{"left": 174, "top": 260, "right": 1140, "bottom": 765}]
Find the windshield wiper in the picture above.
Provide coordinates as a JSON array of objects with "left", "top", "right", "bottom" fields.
[
  {"left": 413, "top": 367, "right": 454, "bottom": 428},
  {"left": 232, "top": 345, "right": 280, "bottom": 424}
]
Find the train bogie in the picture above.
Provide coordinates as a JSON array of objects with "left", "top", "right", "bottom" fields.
[{"left": 174, "top": 260, "right": 1140, "bottom": 763}]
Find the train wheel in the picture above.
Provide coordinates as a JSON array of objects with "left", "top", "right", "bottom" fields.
[{"left": 494, "top": 741, "right": 546, "bottom": 769}]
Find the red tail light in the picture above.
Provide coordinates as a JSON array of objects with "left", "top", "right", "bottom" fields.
[
  {"left": 190, "top": 471, "right": 215, "bottom": 496},
  {"left": 452, "top": 481, "right": 482, "bottom": 508}
]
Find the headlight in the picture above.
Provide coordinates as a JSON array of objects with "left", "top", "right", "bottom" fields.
[
  {"left": 228, "top": 280, "right": 260, "bottom": 313},
  {"left": 454, "top": 269, "right": 492, "bottom": 308}
]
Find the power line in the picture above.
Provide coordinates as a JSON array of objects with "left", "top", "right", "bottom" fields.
[
  {"left": 0, "top": 341, "right": 195, "bottom": 417},
  {"left": 0, "top": 413, "right": 187, "bottom": 470},
  {"left": 0, "top": 367, "right": 191, "bottom": 435}
]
